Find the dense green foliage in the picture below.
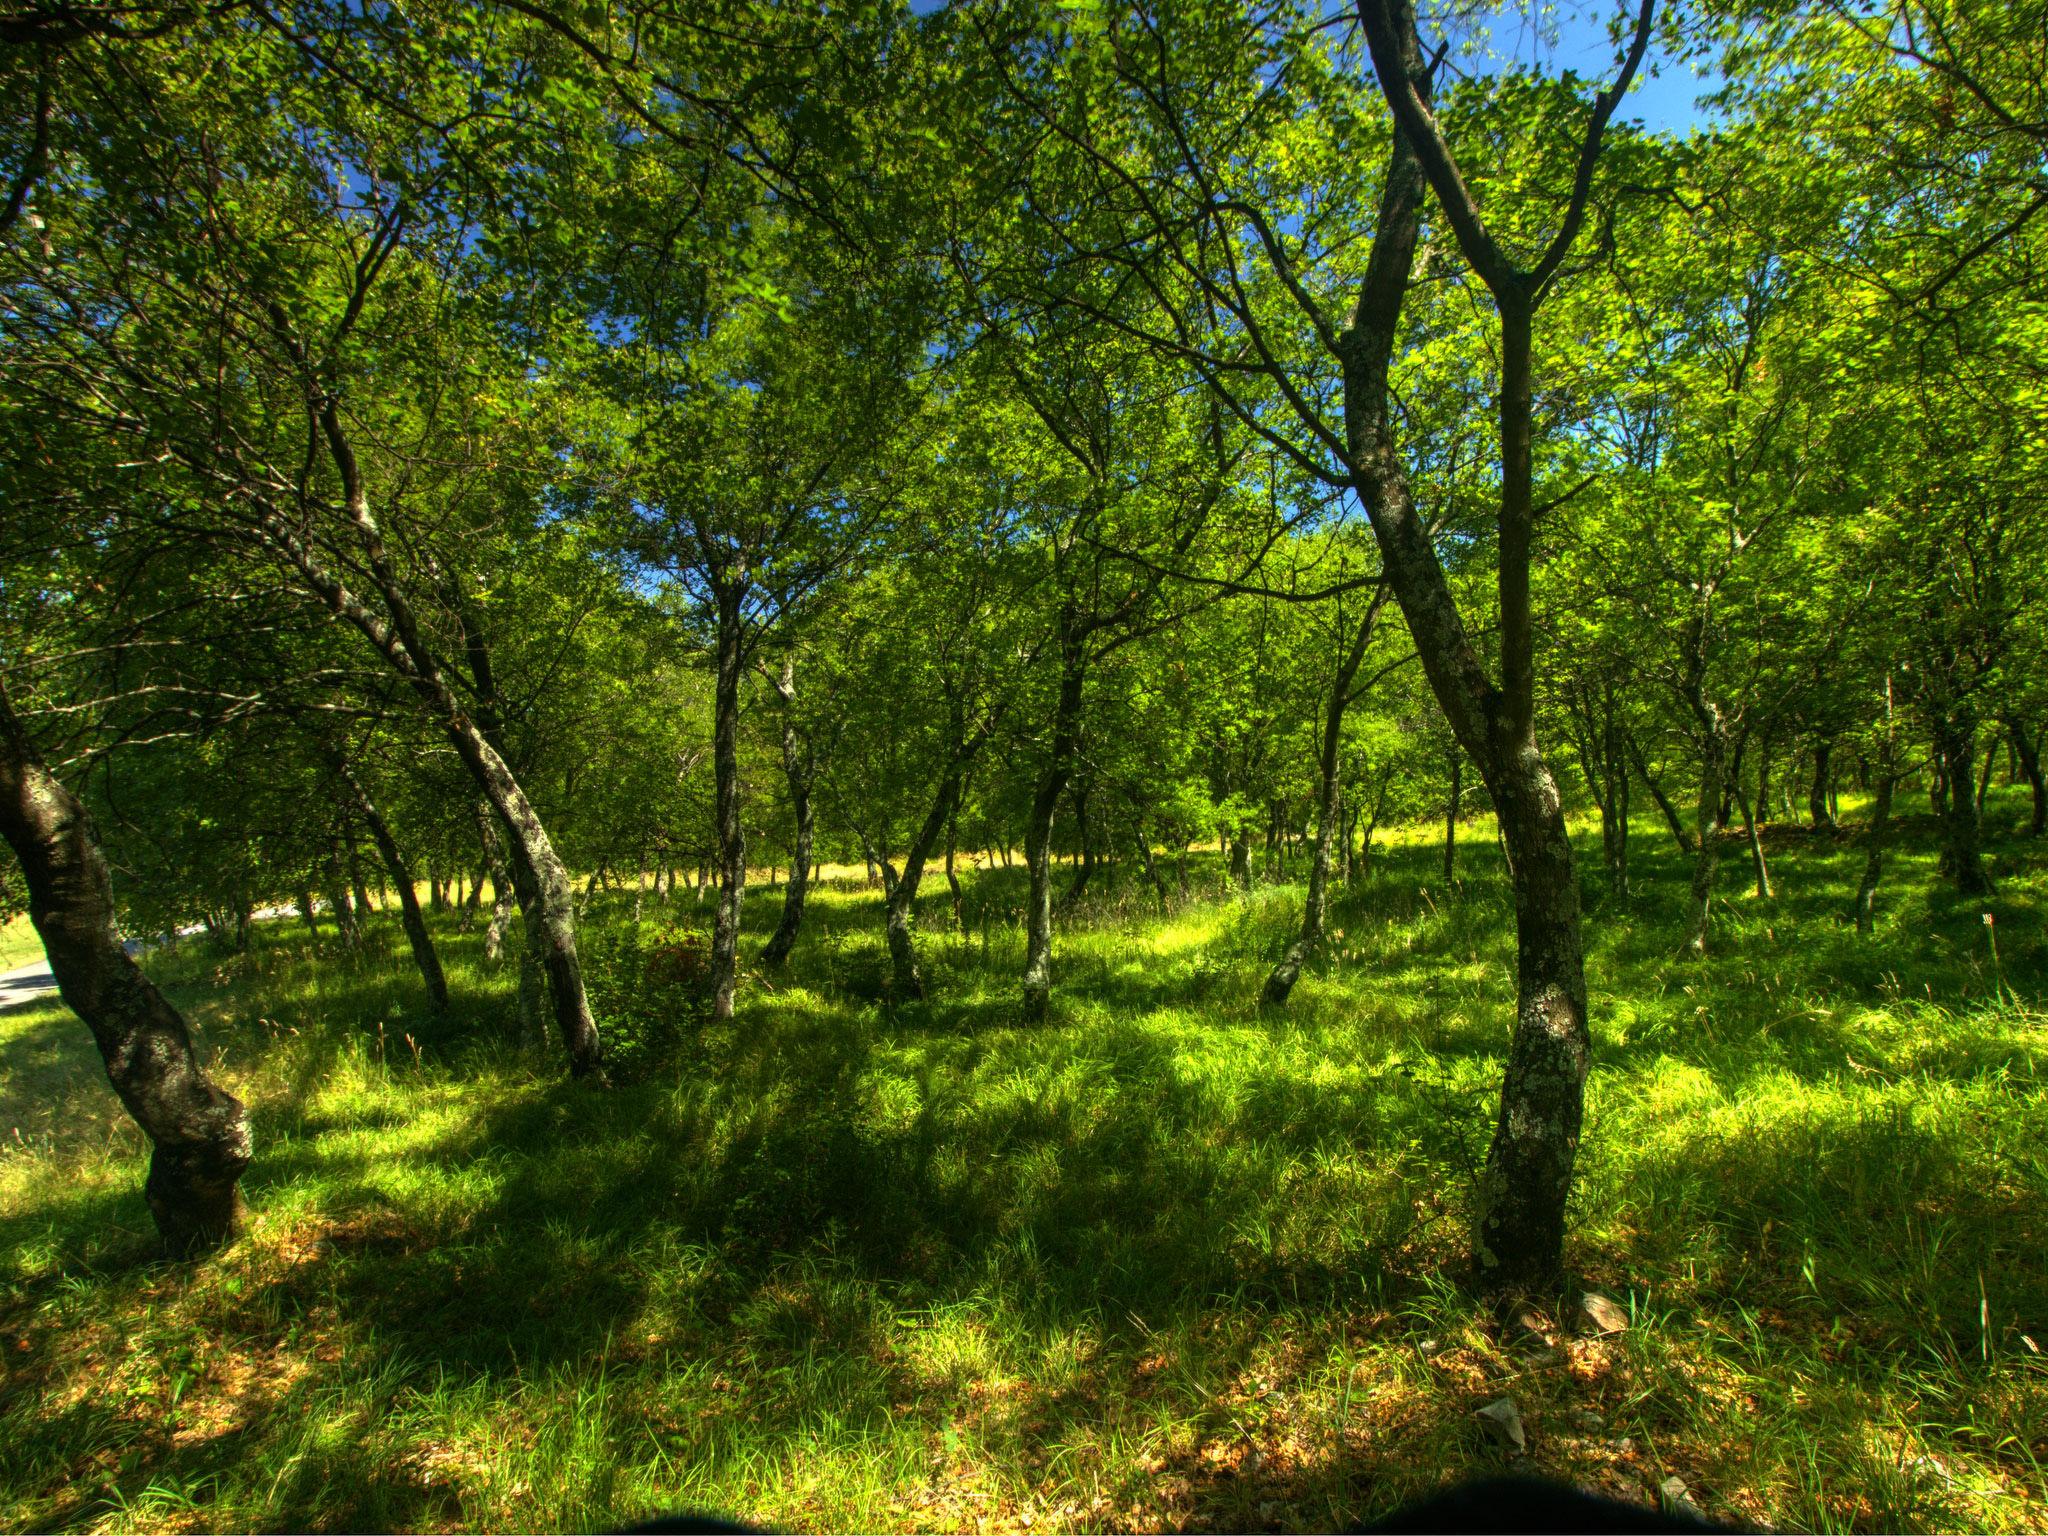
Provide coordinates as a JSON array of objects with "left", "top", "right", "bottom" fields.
[{"left": 3, "top": 0, "right": 2046, "bottom": 1525}]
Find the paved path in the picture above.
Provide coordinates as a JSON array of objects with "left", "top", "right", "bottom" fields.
[
  {"left": 0, "top": 955, "right": 59, "bottom": 1011},
  {"left": 0, "top": 937, "right": 155, "bottom": 1012}
]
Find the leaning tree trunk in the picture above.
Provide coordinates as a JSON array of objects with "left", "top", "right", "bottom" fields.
[
  {"left": 1625, "top": 729, "right": 1695, "bottom": 856},
  {"left": 1442, "top": 748, "right": 1461, "bottom": 886},
  {"left": 344, "top": 766, "right": 448, "bottom": 1013},
  {"left": 0, "top": 680, "right": 251, "bottom": 1253},
  {"left": 1736, "top": 775, "right": 1772, "bottom": 901},
  {"left": 1935, "top": 707, "right": 1994, "bottom": 896},
  {"left": 2011, "top": 718, "right": 2046, "bottom": 837},
  {"left": 760, "top": 659, "right": 815, "bottom": 969},
  {"left": 1265, "top": 590, "right": 1385, "bottom": 1005},
  {"left": 1021, "top": 636, "right": 1085, "bottom": 1020},
  {"left": 1854, "top": 770, "right": 1897, "bottom": 934}
]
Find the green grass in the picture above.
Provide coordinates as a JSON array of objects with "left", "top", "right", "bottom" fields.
[
  {"left": 0, "top": 916, "right": 47, "bottom": 972},
  {"left": 2, "top": 792, "right": 2045, "bottom": 1533}
]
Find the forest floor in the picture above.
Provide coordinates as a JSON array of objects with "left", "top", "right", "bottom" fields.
[{"left": 1, "top": 795, "right": 2044, "bottom": 1534}]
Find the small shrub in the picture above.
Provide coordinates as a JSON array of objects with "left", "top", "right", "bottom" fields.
[{"left": 578, "top": 920, "right": 714, "bottom": 1079}]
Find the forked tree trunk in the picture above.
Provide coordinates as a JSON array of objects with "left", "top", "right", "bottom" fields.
[
  {"left": 1355, "top": 0, "right": 1653, "bottom": 1290},
  {"left": 0, "top": 681, "right": 251, "bottom": 1253},
  {"left": 344, "top": 766, "right": 448, "bottom": 1013}
]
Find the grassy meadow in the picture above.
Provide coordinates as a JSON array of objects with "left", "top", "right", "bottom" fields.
[{"left": 1, "top": 795, "right": 2044, "bottom": 1533}]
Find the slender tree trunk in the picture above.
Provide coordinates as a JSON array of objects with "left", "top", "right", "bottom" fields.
[
  {"left": 348, "top": 839, "right": 375, "bottom": 921},
  {"left": 475, "top": 799, "right": 514, "bottom": 964},
  {"left": 946, "top": 807, "right": 967, "bottom": 930},
  {"left": 1021, "top": 636, "right": 1085, "bottom": 1020},
  {"left": 1602, "top": 690, "right": 1629, "bottom": 897},
  {"left": 1809, "top": 740, "right": 1836, "bottom": 831},
  {"left": 1059, "top": 781, "right": 1095, "bottom": 913},
  {"left": 1442, "top": 749, "right": 1461, "bottom": 885},
  {"left": 760, "top": 658, "right": 815, "bottom": 968},
  {"left": 2010, "top": 719, "right": 2045, "bottom": 837},
  {"left": 1265, "top": 592, "right": 1385, "bottom": 1004},
  {"left": 345, "top": 767, "right": 448, "bottom": 1013},
  {"left": 1975, "top": 732, "right": 1996, "bottom": 815},
  {"left": 0, "top": 680, "right": 251, "bottom": 1253},
  {"left": 709, "top": 589, "right": 747, "bottom": 1018},
  {"left": 1681, "top": 718, "right": 1729, "bottom": 956},
  {"left": 1736, "top": 776, "right": 1771, "bottom": 901},
  {"left": 1855, "top": 769, "right": 1895, "bottom": 935},
  {"left": 295, "top": 888, "right": 320, "bottom": 942},
  {"left": 1228, "top": 832, "right": 1251, "bottom": 892},
  {"left": 323, "top": 846, "right": 360, "bottom": 949}
]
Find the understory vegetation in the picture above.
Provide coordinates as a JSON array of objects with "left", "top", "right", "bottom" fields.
[{"left": 4, "top": 802, "right": 2044, "bottom": 1534}]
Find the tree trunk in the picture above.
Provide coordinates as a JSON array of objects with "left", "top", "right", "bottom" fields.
[
  {"left": 1442, "top": 748, "right": 1461, "bottom": 886},
  {"left": 1854, "top": 771, "right": 1895, "bottom": 935},
  {"left": 708, "top": 589, "right": 747, "bottom": 1019},
  {"left": 760, "top": 658, "right": 815, "bottom": 969},
  {"left": 2010, "top": 718, "right": 2045, "bottom": 837},
  {"left": 475, "top": 798, "right": 514, "bottom": 964},
  {"left": 1975, "top": 730, "right": 1996, "bottom": 815},
  {"left": 1265, "top": 590, "right": 1385, "bottom": 1005},
  {"left": 345, "top": 767, "right": 448, "bottom": 1013},
  {"left": 1809, "top": 740, "right": 1836, "bottom": 831},
  {"left": 1624, "top": 729, "right": 1695, "bottom": 855},
  {"left": 323, "top": 846, "right": 361, "bottom": 949},
  {"left": 1021, "top": 636, "right": 1085, "bottom": 1020},
  {"left": 1601, "top": 690, "right": 1629, "bottom": 897},
  {"left": 1736, "top": 774, "right": 1771, "bottom": 901},
  {"left": 347, "top": 839, "right": 375, "bottom": 920},
  {"left": 295, "top": 888, "right": 320, "bottom": 943},
  {"left": 1935, "top": 707, "right": 1994, "bottom": 895},
  {"left": 1681, "top": 717, "right": 1729, "bottom": 956},
  {"left": 1228, "top": 831, "right": 1251, "bottom": 892},
  {"left": 0, "top": 680, "right": 251, "bottom": 1253},
  {"left": 946, "top": 807, "right": 967, "bottom": 930}
]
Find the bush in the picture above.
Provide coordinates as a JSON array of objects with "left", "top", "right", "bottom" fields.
[{"left": 577, "top": 919, "right": 715, "bottom": 1079}]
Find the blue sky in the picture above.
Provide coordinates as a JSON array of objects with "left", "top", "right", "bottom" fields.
[{"left": 1454, "top": 2, "right": 1719, "bottom": 134}]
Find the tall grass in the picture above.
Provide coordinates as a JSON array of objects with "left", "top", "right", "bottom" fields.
[{"left": 1, "top": 794, "right": 2043, "bottom": 1532}]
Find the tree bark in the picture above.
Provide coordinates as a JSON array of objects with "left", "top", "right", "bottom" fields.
[
  {"left": 344, "top": 766, "right": 448, "bottom": 1014},
  {"left": 254, "top": 469, "right": 601, "bottom": 1077},
  {"left": 475, "top": 798, "right": 514, "bottom": 963},
  {"left": 1021, "top": 632, "right": 1085, "bottom": 1020},
  {"left": 1934, "top": 707, "right": 1994, "bottom": 895},
  {"left": 760, "top": 657, "right": 815, "bottom": 968},
  {"left": 1442, "top": 748, "right": 1462, "bottom": 886},
  {"left": 709, "top": 587, "right": 747, "bottom": 1018},
  {"left": 1680, "top": 714, "right": 1729, "bottom": 956},
  {"left": 0, "top": 679, "right": 251, "bottom": 1253},
  {"left": 295, "top": 888, "right": 320, "bottom": 942},
  {"left": 323, "top": 845, "right": 361, "bottom": 949},
  {"left": 1809, "top": 740, "right": 1836, "bottom": 830},
  {"left": 1265, "top": 587, "right": 1387, "bottom": 1005}
]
